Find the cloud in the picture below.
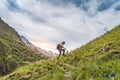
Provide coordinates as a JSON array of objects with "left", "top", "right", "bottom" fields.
[{"left": 0, "top": 0, "right": 120, "bottom": 52}]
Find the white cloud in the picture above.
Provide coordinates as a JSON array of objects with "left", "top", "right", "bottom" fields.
[{"left": 0, "top": 0, "right": 120, "bottom": 53}]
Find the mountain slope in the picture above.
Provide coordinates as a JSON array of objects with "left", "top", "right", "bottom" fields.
[
  {"left": 20, "top": 36, "right": 54, "bottom": 58},
  {"left": 0, "top": 18, "right": 45, "bottom": 76},
  {"left": 1, "top": 25, "right": 120, "bottom": 80}
]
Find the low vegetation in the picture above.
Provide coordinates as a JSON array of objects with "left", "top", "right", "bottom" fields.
[
  {"left": 0, "top": 18, "right": 45, "bottom": 76},
  {"left": 1, "top": 18, "right": 120, "bottom": 80}
]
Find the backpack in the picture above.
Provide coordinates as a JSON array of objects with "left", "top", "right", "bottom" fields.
[{"left": 56, "top": 44, "right": 60, "bottom": 49}]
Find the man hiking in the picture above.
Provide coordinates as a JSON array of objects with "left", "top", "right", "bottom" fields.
[{"left": 57, "top": 41, "right": 66, "bottom": 59}]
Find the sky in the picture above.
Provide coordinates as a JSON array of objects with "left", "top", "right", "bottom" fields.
[{"left": 0, "top": 0, "right": 120, "bottom": 53}]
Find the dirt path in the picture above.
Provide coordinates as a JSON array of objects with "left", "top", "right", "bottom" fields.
[
  {"left": 63, "top": 63, "right": 73, "bottom": 80},
  {"left": 64, "top": 71, "right": 71, "bottom": 80}
]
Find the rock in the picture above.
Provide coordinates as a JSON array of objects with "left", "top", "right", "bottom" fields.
[
  {"left": 0, "top": 62, "right": 7, "bottom": 75},
  {"left": 102, "top": 45, "right": 110, "bottom": 52},
  {"left": 20, "top": 74, "right": 31, "bottom": 80},
  {"left": 0, "top": 62, "right": 12, "bottom": 75},
  {"left": 99, "top": 43, "right": 114, "bottom": 53},
  {"left": 0, "top": 42, "right": 5, "bottom": 53}
]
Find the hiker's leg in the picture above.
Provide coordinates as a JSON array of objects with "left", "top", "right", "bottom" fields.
[
  {"left": 62, "top": 49, "right": 65, "bottom": 55},
  {"left": 57, "top": 50, "right": 61, "bottom": 59}
]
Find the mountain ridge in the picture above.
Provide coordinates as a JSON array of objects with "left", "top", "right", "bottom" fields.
[
  {"left": 1, "top": 24, "right": 120, "bottom": 80},
  {"left": 20, "top": 35, "right": 54, "bottom": 58},
  {"left": 0, "top": 18, "right": 45, "bottom": 76}
]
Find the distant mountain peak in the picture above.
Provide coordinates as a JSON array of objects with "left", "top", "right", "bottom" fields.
[{"left": 20, "top": 35, "right": 54, "bottom": 58}]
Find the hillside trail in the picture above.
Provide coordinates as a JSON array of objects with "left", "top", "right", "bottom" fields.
[
  {"left": 64, "top": 71, "right": 71, "bottom": 80},
  {"left": 63, "top": 63, "right": 73, "bottom": 80}
]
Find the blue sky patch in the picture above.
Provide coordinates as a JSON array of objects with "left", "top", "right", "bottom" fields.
[
  {"left": 115, "top": 5, "right": 120, "bottom": 11},
  {"left": 98, "top": 0, "right": 119, "bottom": 11},
  {"left": 6, "top": 0, "right": 21, "bottom": 12}
]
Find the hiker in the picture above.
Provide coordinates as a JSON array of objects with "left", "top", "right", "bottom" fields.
[{"left": 57, "top": 41, "right": 66, "bottom": 59}]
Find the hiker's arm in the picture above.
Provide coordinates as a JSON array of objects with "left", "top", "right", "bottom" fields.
[
  {"left": 62, "top": 46, "right": 66, "bottom": 50},
  {"left": 60, "top": 44, "right": 66, "bottom": 50}
]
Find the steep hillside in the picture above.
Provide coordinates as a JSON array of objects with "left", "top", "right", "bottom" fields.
[
  {"left": 20, "top": 36, "right": 54, "bottom": 58},
  {"left": 0, "top": 18, "right": 45, "bottom": 76},
  {"left": 1, "top": 25, "right": 120, "bottom": 80}
]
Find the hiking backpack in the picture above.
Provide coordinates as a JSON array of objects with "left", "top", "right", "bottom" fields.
[{"left": 56, "top": 44, "right": 60, "bottom": 49}]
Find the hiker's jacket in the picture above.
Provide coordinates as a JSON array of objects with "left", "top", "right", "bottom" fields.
[{"left": 58, "top": 43, "right": 65, "bottom": 50}]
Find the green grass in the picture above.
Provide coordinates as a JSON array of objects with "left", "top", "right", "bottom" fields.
[
  {"left": 0, "top": 18, "right": 120, "bottom": 80},
  {"left": 0, "top": 18, "right": 45, "bottom": 76}
]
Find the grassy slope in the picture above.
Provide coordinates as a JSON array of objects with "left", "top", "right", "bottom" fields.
[
  {"left": 0, "top": 18, "right": 45, "bottom": 76},
  {"left": 1, "top": 25, "right": 120, "bottom": 80}
]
